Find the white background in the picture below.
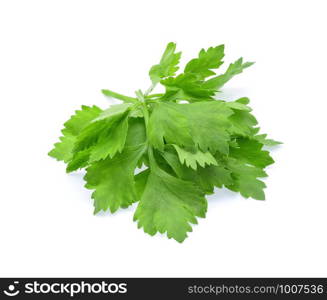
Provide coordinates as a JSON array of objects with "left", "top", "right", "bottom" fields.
[{"left": 0, "top": 0, "right": 326, "bottom": 277}]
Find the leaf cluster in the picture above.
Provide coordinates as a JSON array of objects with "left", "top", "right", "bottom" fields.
[{"left": 49, "top": 42, "right": 280, "bottom": 242}]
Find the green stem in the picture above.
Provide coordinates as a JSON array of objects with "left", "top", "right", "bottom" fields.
[
  {"left": 101, "top": 89, "right": 138, "bottom": 103},
  {"left": 135, "top": 90, "right": 149, "bottom": 126},
  {"left": 145, "top": 93, "right": 163, "bottom": 98},
  {"left": 147, "top": 144, "right": 157, "bottom": 167},
  {"left": 141, "top": 103, "right": 156, "bottom": 168},
  {"left": 141, "top": 103, "right": 149, "bottom": 127},
  {"left": 145, "top": 99, "right": 158, "bottom": 104},
  {"left": 135, "top": 90, "right": 155, "bottom": 168},
  {"left": 144, "top": 83, "right": 156, "bottom": 96}
]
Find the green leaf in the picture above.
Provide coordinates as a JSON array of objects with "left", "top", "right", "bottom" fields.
[
  {"left": 161, "top": 73, "right": 215, "bottom": 102},
  {"left": 228, "top": 109, "right": 258, "bottom": 137},
  {"left": 149, "top": 102, "right": 233, "bottom": 153},
  {"left": 159, "top": 45, "right": 225, "bottom": 102},
  {"left": 162, "top": 150, "right": 232, "bottom": 194},
  {"left": 89, "top": 115, "right": 129, "bottom": 162},
  {"left": 203, "top": 58, "right": 254, "bottom": 90},
  {"left": 84, "top": 118, "right": 147, "bottom": 213},
  {"left": 71, "top": 104, "right": 131, "bottom": 167},
  {"left": 67, "top": 105, "right": 143, "bottom": 173},
  {"left": 93, "top": 103, "right": 133, "bottom": 121},
  {"left": 149, "top": 42, "right": 181, "bottom": 84},
  {"left": 236, "top": 97, "right": 250, "bottom": 105},
  {"left": 254, "top": 134, "right": 282, "bottom": 146},
  {"left": 134, "top": 169, "right": 150, "bottom": 200},
  {"left": 225, "top": 100, "right": 251, "bottom": 112},
  {"left": 225, "top": 158, "right": 267, "bottom": 200},
  {"left": 148, "top": 102, "right": 194, "bottom": 150},
  {"left": 172, "top": 145, "right": 217, "bottom": 170},
  {"left": 49, "top": 135, "right": 76, "bottom": 163},
  {"left": 230, "top": 138, "right": 274, "bottom": 168},
  {"left": 66, "top": 148, "right": 92, "bottom": 173},
  {"left": 134, "top": 160, "right": 207, "bottom": 243},
  {"left": 184, "top": 45, "right": 224, "bottom": 80},
  {"left": 49, "top": 105, "right": 102, "bottom": 162}
]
